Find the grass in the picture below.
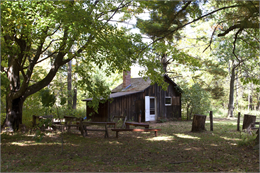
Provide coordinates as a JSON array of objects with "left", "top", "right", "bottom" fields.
[{"left": 1, "top": 118, "right": 259, "bottom": 172}]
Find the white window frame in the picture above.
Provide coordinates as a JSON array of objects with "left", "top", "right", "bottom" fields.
[{"left": 165, "top": 96, "right": 172, "bottom": 106}]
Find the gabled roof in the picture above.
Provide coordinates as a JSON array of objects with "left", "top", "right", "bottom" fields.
[
  {"left": 111, "top": 74, "right": 182, "bottom": 93},
  {"left": 111, "top": 77, "right": 151, "bottom": 93},
  {"left": 82, "top": 91, "right": 143, "bottom": 101}
]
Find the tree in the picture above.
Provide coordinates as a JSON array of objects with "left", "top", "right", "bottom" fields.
[
  {"left": 1, "top": 0, "right": 145, "bottom": 132},
  {"left": 211, "top": 34, "right": 259, "bottom": 117},
  {"left": 135, "top": 0, "right": 203, "bottom": 70},
  {"left": 135, "top": 0, "right": 259, "bottom": 117},
  {"left": 181, "top": 83, "right": 211, "bottom": 120}
]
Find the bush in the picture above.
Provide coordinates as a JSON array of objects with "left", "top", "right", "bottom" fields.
[
  {"left": 238, "top": 131, "right": 258, "bottom": 148},
  {"left": 181, "top": 83, "right": 211, "bottom": 120}
]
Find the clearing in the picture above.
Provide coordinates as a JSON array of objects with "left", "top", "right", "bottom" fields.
[{"left": 1, "top": 118, "right": 259, "bottom": 172}]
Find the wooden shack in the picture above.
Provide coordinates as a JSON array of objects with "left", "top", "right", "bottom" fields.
[{"left": 83, "top": 72, "right": 182, "bottom": 122}]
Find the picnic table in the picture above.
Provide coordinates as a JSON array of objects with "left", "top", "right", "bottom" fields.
[
  {"left": 81, "top": 121, "right": 116, "bottom": 138},
  {"left": 111, "top": 128, "right": 161, "bottom": 138},
  {"left": 111, "top": 121, "right": 161, "bottom": 138},
  {"left": 125, "top": 122, "right": 149, "bottom": 129}
]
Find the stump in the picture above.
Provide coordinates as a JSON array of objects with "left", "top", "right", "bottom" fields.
[
  {"left": 242, "top": 114, "right": 256, "bottom": 130},
  {"left": 191, "top": 114, "right": 207, "bottom": 132}
]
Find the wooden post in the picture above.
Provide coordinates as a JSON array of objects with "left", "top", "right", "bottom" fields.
[
  {"left": 237, "top": 112, "right": 240, "bottom": 131},
  {"left": 32, "top": 115, "right": 36, "bottom": 127},
  {"left": 139, "top": 110, "right": 142, "bottom": 123},
  {"left": 242, "top": 114, "right": 256, "bottom": 129},
  {"left": 191, "top": 114, "right": 207, "bottom": 132},
  {"left": 209, "top": 111, "right": 213, "bottom": 131}
]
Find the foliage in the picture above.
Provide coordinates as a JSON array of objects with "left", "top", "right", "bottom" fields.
[
  {"left": 39, "top": 88, "right": 56, "bottom": 108},
  {"left": 238, "top": 131, "right": 258, "bottom": 148},
  {"left": 181, "top": 83, "right": 211, "bottom": 120},
  {"left": 33, "top": 118, "right": 52, "bottom": 142},
  {"left": 1, "top": 0, "right": 154, "bottom": 130}
]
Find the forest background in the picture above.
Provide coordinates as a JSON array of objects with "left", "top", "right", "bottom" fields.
[{"left": 1, "top": 0, "right": 259, "bottom": 130}]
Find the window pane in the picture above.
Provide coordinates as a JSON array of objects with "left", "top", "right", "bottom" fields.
[
  {"left": 165, "top": 97, "right": 171, "bottom": 105},
  {"left": 150, "top": 98, "right": 155, "bottom": 108}
]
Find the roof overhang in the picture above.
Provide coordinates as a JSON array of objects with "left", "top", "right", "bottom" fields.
[{"left": 82, "top": 90, "right": 144, "bottom": 101}]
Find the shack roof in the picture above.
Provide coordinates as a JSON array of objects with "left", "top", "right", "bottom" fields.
[
  {"left": 111, "top": 77, "right": 151, "bottom": 93},
  {"left": 82, "top": 91, "right": 143, "bottom": 101},
  {"left": 111, "top": 74, "right": 182, "bottom": 93}
]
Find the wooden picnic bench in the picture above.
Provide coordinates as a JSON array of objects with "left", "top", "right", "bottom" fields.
[
  {"left": 63, "top": 116, "right": 83, "bottom": 133},
  {"left": 81, "top": 122, "right": 116, "bottom": 138},
  {"left": 111, "top": 115, "right": 127, "bottom": 128},
  {"left": 111, "top": 128, "right": 161, "bottom": 138},
  {"left": 32, "top": 115, "right": 60, "bottom": 131},
  {"left": 125, "top": 122, "right": 149, "bottom": 129},
  {"left": 32, "top": 115, "right": 54, "bottom": 127}
]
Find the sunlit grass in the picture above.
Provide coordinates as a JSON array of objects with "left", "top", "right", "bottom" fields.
[
  {"left": 146, "top": 136, "right": 174, "bottom": 141},
  {"left": 174, "top": 133, "right": 201, "bottom": 140},
  {"left": 8, "top": 141, "right": 80, "bottom": 146},
  {"left": 108, "top": 141, "right": 123, "bottom": 145},
  {"left": 220, "top": 136, "right": 240, "bottom": 141}
]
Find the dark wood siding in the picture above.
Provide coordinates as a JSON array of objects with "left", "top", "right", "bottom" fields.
[
  {"left": 106, "top": 92, "right": 144, "bottom": 122},
  {"left": 143, "top": 78, "right": 181, "bottom": 119},
  {"left": 86, "top": 102, "right": 108, "bottom": 122}
]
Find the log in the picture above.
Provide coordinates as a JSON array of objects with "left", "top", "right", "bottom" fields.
[
  {"left": 242, "top": 114, "right": 256, "bottom": 130},
  {"left": 191, "top": 114, "right": 207, "bottom": 132}
]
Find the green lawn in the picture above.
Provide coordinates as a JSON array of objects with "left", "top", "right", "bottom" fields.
[{"left": 1, "top": 118, "right": 259, "bottom": 172}]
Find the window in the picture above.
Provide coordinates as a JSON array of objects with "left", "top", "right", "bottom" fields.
[{"left": 165, "top": 97, "right": 172, "bottom": 106}]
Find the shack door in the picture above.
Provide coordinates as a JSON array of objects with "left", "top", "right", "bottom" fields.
[{"left": 145, "top": 96, "right": 156, "bottom": 121}]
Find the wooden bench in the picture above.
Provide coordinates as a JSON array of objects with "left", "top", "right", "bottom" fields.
[
  {"left": 32, "top": 115, "right": 60, "bottom": 131},
  {"left": 111, "top": 115, "right": 127, "bottom": 128},
  {"left": 64, "top": 116, "right": 83, "bottom": 133},
  {"left": 32, "top": 115, "right": 53, "bottom": 127},
  {"left": 125, "top": 122, "right": 149, "bottom": 129},
  {"left": 81, "top": 122, "right": 116, "bottom": 138},
  {"left": 111, "top": 128, "right": 161, "bottom": 138}
]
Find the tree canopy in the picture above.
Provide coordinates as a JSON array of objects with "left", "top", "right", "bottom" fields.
[{"left": 1, "top": 0, "right": 147, "bottom": 131}]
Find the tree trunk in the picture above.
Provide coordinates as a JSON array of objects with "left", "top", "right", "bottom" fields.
[
  {"left": 191, "top": 114, "right": 207, "bottom": 132},
  {"left": 4, "top": 96, "right": 24, "bottom": 132},
  {"left": 72, "top": 61, "right": 78, "bottom": 109},
  {"left": 67, "top": 60, "right": 72, "bottom": 109},
  {"left": 235, "top": 69, "right": 238, "bottom": 109},
  {"left": 227, "top": 66, "right": 235, "bottom": 118},
  {"left": 72, "top": 88, "right": 77, "bottom": 109},
  {"left": 242, "top": 114, "right": 256, "bottom": 130}
]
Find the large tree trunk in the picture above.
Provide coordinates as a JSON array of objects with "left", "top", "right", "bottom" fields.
[{"left": 227, "top": 66, "right": 235, "bottom": 118}]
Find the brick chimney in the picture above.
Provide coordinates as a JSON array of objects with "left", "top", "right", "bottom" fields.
[{"left": 123, "top": 71, "right": 131, "bottom": 88}]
